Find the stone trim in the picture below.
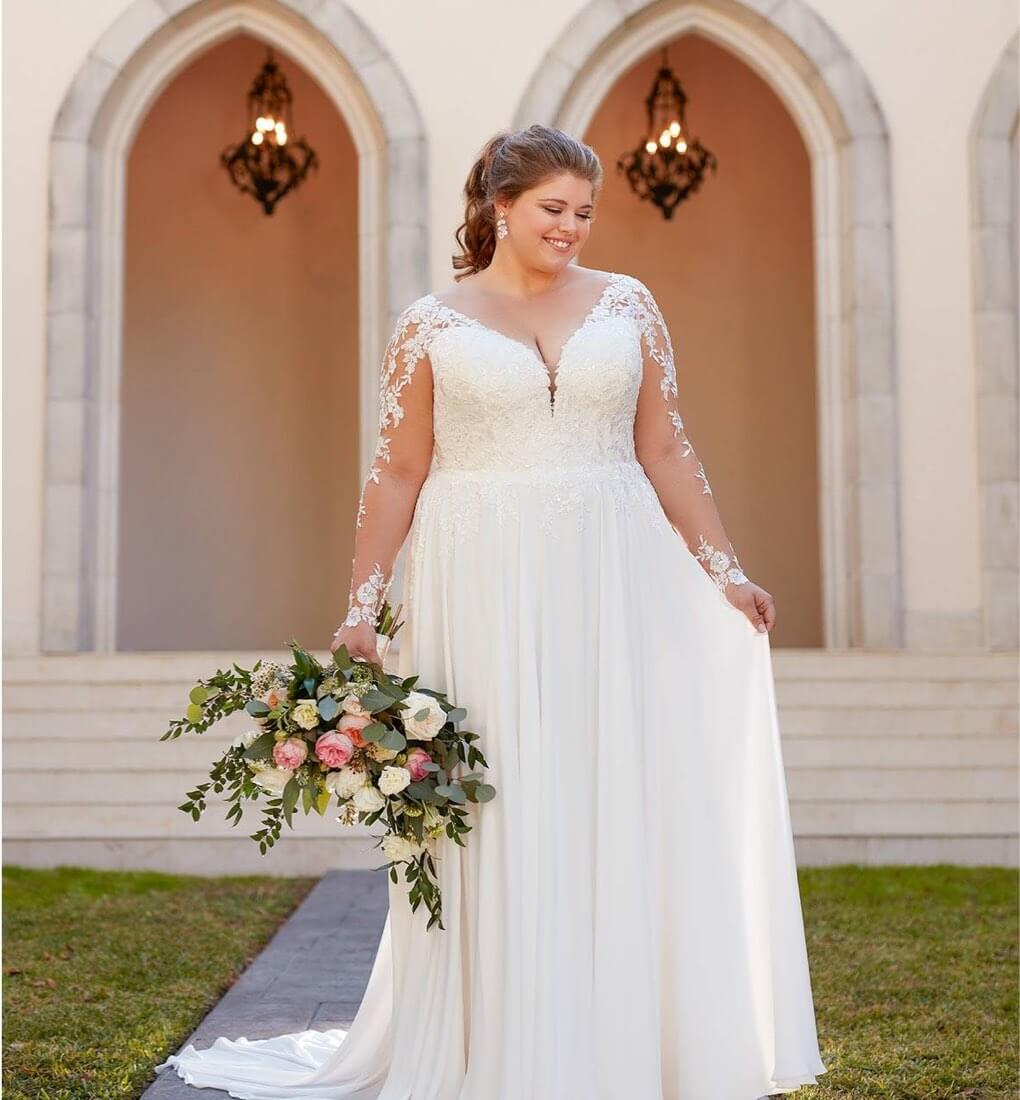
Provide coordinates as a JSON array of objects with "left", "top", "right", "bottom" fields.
[
  {"left": 970, "top": 32, "right": 1019, "bottom": 650},
  {"left": 43, "top": 0, "right": 428, "bottom": 651}
]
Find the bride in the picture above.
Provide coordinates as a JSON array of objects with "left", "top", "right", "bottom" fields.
[{"left": 157, "top": 123, "right": 827, "bottom": 1099}]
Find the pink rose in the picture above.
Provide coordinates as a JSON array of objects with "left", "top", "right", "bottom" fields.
[
  {"left": 337, "top": 713, "right": 372, "bottom": 748},
  {"left": 273, "top": 737, "right": 308, "bottom": 769},
  {"left": 404, "top": 748, "right": 432, "bottom": 781},
  {"left": 315, "top": 730, "right": 355, "bottom": 768}
]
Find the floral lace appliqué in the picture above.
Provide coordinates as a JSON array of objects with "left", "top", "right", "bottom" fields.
[
  {"left": 342, "top": 561, "right": 391, "bottom": 630},
  {"left": 694, "top": 535, "right": 749, "bottom": 593},
  {"left": 356, "top": 299, "right": 455, "bottom": 530}
]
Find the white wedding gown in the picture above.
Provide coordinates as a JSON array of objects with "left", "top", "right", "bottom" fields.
[{"left": 156, "top": 270, "right": 827, "bottom": 1098}]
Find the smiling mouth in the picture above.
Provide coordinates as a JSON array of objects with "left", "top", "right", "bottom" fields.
[{"left": 544, "top": 237, "right": 573, "bottom": 251}]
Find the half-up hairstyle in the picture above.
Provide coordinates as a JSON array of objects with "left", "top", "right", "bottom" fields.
[{"left": 452, "top": 124, "right": 603, "bottom": 280}]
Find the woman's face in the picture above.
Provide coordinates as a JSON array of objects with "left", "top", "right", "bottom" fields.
[{"left": 496, "top": 172, "right": 595, "bottom": 271}]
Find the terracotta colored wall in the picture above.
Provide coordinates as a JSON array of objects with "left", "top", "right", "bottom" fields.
[
  {"left": 580, "top": 33, "right": 821, "bottom": 646},
  {"left": 118, "top": 33, "right": 360, "bottom": 650}
]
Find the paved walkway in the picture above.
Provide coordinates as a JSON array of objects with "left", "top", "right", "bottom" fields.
[{"left": 144, "top": 869, "right": 390, "bottom": 1099}]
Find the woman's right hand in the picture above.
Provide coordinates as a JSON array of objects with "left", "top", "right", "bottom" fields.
[{"left": 330, "top": 621, "right": 381, "bottom": 665}]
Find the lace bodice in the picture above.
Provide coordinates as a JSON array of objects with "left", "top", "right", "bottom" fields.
[{"left": 337, "top": 271, "right": 748, "bottom": 637}]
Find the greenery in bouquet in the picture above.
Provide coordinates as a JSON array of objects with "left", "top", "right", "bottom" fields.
[{"left": 161, "top": 608, "right": 495, "bottom": 931}]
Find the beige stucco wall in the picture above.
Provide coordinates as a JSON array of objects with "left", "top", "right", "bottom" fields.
[{"left": 3, "top": 0, "right": 1018, "bottom": 654}]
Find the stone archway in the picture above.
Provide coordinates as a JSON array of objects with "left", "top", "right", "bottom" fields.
[
  {"left": 971, "top": 33, "right": 1019, "bottom": 650},
  {"left": 43, "top": 0, "right": 428, "bottom": 652},
  {"left": 516, "top": 0, "right": 901, "bottom": 649}
]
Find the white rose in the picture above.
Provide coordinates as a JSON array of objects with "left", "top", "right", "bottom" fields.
[
  {"left": 378, "top": 766, "right": 412, "bottom": 796},
  {"left": 352, "top": 784, "right": 386, "bottom": 814},
  {"left": 380, "top": 834, "right": 422, "bottom": 863},
  {"left": 341, "top": 693, "right": 371, "bottom": 717},
  {"left": 231, "top": 727, "right": 262, "bottom": 750},
  {"left": 290, "top": 700, "right": 321, "bottom": 730},
  {"left": 367, "top": 742, "right": 399, "bottom": 763},
  {"left": 325, "top": 766, "right": 370, "bottom": 799},
  {"left": 399, "top": 691, "right": 446, "bottom": 741},
  {"left": 252, "top": 766, "right": 294, "bottom": 793}
]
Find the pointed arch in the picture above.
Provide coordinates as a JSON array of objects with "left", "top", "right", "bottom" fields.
[
  {"left": 970, "top": 32, "right": 1019, "bottom": 649},
  {"left": 516, "top": 0, "right": 900, "bottom": 648},
  {"left": 43, "top": 0, "right": 428, "bottom": 651}
]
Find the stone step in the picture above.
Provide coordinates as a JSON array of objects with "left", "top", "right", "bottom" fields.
[
  {"left": 5, "top": 833, "right": 1014, "bottom": 876},
  {"left": 5, "top": 675, "right": 1016, "bottom": 712},
  {"left": 5, "top": 649, "right": 1017, "bottom": 683},
  {"left": 5, "top": 702, "right": 1016, "bottom": 740},
  {"left": 777, "top": 706, "right": 1017, "bottom": 736},
  {"left": 782, "top": 735, "right": 1019, "bottom": 767},
  {"left": 2, "top": 800, "right": 376, "bottom": 840},
  {"left": 3, "top": 797, "right": 1016, "bottom": 839},
  {"left": 5, "top": 763, "right": 1016, "bottom": 804},
  {"left": 5, "top": 732, "right": 1016, "bottom": 771},
  {"left": 785, "top": 767, "right": 1017, "bottom": 800}
]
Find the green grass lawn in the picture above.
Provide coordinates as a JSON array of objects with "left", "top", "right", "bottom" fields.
[
  {"left": 3, "top": 865, "right": 316, "bottom": 1100},
  {"left": 800, "top": 865, "right": 1017, "bottom": 1099},
  {"left": 3, "top": 864, "right": 1017, "bottom": 1099}
]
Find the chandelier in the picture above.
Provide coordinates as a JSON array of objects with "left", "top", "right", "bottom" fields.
[
  {"left": 616, "top": 47, "right": 717, "bottom": 220},
  {"left": 221, "top": 48, "right": 319, "bottom": 216}
]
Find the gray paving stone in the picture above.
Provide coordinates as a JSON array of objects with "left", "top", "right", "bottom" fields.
[{"left": 144, "top": 869, "right": 389, "bottom": 1098}]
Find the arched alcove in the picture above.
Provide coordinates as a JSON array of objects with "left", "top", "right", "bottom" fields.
[
  {"left": 578, "top": 33, "right": 821, "bottom": 647},
  {"left": 970, "top": 32, "right": 1019, "bottom": 650},
  {"left": 117, "top": 33, "right": 359, "bottom": 650},
  {"left": 516, "top": 0, "right": 901, "bottom": 649},
  {"left": 43, "top": 0, "right": 428, "bottom": 651}
]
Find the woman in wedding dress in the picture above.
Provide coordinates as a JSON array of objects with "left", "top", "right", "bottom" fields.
[{"left": 157, "top": 124, "right": 827, "bottom": 1099}]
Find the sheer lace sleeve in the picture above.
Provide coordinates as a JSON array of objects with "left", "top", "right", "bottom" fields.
[
  {"left": 338, "top": 301, "right": 436, "bottom": 636},
  {"left": 630, "top": 277, "right": 749, "bottom": 594}
]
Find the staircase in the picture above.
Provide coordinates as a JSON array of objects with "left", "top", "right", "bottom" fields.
[{"left": 3, "top": 650, "right": 1017, "bottom": 873}]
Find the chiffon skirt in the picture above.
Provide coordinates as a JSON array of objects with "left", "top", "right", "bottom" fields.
[{"left": 156, "top": 458, "right": 827, "bottom": 1099}]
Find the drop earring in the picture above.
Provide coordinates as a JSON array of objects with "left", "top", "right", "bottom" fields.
[{"left": 496, "top": 209, "right": 508, "bottom": 240}]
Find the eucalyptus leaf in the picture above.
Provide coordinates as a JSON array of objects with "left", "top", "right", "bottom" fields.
[
  {"left": 445, "top": 706, "right": 467, "bottom": 724},
  {"left": 360, "top": 721, "right": 388, "bottom": 743},
  {"left": 246, "top": 699, "right": 271, "bottom": 717},
  {"left": 317, "top": 696, "right": 339, "bottom": 722},
  {"left": 475, "top": 784, "right": 496, "bottom": 802},
  {"left": 360, "top": 689, "right": 393, "bottom": 713},
  {"left": 380, "top": 727, "right": 407, "bottom": 752}
]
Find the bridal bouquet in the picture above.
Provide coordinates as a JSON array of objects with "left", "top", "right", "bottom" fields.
[{"left": 160, "top": 605, "right": 495, "bottom": 932}]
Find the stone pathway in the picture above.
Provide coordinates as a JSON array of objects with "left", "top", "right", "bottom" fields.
[{"left": 143, "top": 869, "right": 389, "bottom": 1098}]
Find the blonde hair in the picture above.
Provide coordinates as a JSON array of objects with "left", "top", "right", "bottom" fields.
[{"left": 452, "top": 124, "right": 603, "bottom": 279}]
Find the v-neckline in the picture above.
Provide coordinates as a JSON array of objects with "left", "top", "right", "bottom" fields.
[{"left": 427, "top": 271, "right": 621, "bottom": 409}]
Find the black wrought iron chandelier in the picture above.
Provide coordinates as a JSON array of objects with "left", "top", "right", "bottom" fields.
[
  {"left": 221, "top": 48, "right": 319, "bottom": 216},
  {"left": 617, "top": 47, "right": 717, "bottom": 220}
]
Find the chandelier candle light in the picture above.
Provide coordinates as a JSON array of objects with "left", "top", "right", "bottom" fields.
[
  {"left": 617, "top": 46, "right": 717, "bottom": 220},
  {"left": 221, "top": 47, "right": 319, "bottom": 215}
]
